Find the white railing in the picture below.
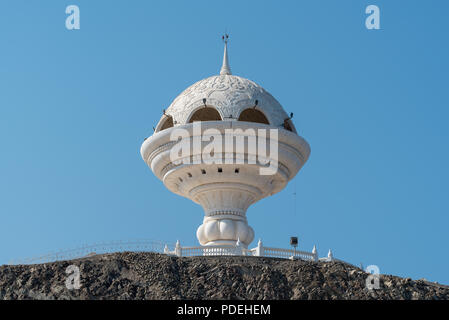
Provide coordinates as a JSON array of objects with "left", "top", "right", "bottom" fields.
[
  {"left": 9, "top": 239, "right": 169, "bottom": 265},
  {"left": 176, "top": 245, "right": 243, "bottom": 257},
  {"left": 164, "top": 239, "right": 328, "bottom": 262},
  {"left": 9, "top": 238, "right": 341, "bottom": 265},
  {"left": 262, "top": 246, "right": 316, "bottom": 260}
]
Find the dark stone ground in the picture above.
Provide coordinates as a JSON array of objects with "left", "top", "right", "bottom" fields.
[{"left": 0, "top": 252, "right": 448, "bottom": 300}]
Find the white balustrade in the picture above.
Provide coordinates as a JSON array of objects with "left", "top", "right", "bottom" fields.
[
  {"left": 11, "top": 239, "right": 344, "bottom": 266},
  {"left": 164, "top": 240, "right": 322, "bottom": 262}
]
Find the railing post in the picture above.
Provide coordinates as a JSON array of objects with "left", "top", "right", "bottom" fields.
[
  {"left": 235, "top": 238, "right": 243, "bottom": 256},
  {"left": 175, "top": 240, "right": 182, "bottom": 257},
  {"left": 312, "top": 245, "right": 318, "bottom": 262},
  {"left": 255, "top": 239, "right": 264, "bottom": 257},
  {"left": 327, "top": 249, "right": 333, "bottom": 261}
]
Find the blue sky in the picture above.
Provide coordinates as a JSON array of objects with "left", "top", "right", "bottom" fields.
[{"left": 1, "top": 0, "right": 448, "bottom": 284}]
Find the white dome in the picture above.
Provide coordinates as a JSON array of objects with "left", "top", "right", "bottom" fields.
[
  {"left": 155, "top": 41, "right": 296, "bottom": 133},
  {"left": 158, "top": 74, "right": 293, "bottom": 129}
]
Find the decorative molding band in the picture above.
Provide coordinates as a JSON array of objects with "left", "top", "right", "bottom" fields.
[
  {"left": 189, "top": 182, "right": 263, "bottom": 199},
  {"left": 146, "top": 141, "right": 177, "bottom": 164},
  {"left": 205, "top": 210, "right": 245, "bottom": 218}
]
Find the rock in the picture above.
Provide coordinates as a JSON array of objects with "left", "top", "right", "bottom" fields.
[{"left": 0, "top": 252, "right": 448, "bottom": 300}]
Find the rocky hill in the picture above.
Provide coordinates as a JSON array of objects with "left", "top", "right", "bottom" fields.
[{"left": 0, "top": 252, "right": 447, "bottom": 300}]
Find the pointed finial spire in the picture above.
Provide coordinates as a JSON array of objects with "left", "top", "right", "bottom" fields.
[{"left": 220, "top": 34, "right": 232, "bottom": 75}]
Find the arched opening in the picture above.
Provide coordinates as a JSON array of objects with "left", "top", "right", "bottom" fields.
[
  {"left": 282, "top": 119, "right": 297, "bottom": 133},
  {"left": 159, "top": 116, "right": 174, "bottom": 131},
  {"left": 238, "top": 109, "right": 269, "bottom": 125},
  {"left": 283, "top": 119, "right": 293, "bottom": 132},
  {"left": 188, "top": 107, "right": 222, "bottom": 122}
]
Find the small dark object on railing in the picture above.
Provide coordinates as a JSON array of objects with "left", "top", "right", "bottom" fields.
[{"left": 290, "top": 237, "right": 298, "bottom": 247}]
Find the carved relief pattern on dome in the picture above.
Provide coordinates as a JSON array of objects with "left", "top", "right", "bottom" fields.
[{"left": 165, "top": 75, "right": 290, "bottom": 126}]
